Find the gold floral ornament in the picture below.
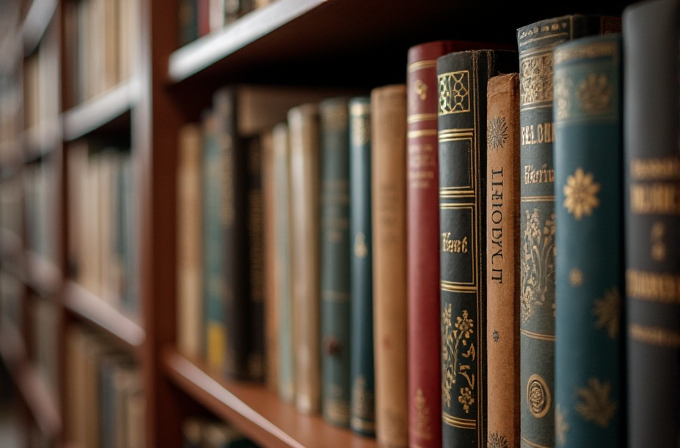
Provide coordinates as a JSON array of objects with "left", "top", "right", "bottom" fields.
[
  {"left": 520, "top": 209, "right": 556, "bottom": 323},
  {"left": 555, "top": 406, "right": 569, "bottom": 446},
  {"left": 554, "top": 77, "right": 572, "bottom": 121},
  {"left": 441, "top": 305, "right": 475, "bottom": 411},
  {"left": 575, "top": 378, "right": 616, "bottom": 427},
  {"left": 593, "top": 287, "right": 621, "bottom": 339},
  {"left": 487, "top": 117, "right": 508, "bottom": 151},
  {"left": 577, "top": 73, "right": 613, "bottom": 114},
  {"left": 458, "top": 387, "right": 474, "bottom": 413},
  {"left": 563, "top": 168, "right": 600, "bottom": 220},
  {"left": 488, "top": 432, "right": 509, "bottom": 448}
]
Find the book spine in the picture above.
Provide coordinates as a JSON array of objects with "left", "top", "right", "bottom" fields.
[
  {"left": 319, "top": 97, "right": 352, "bottom": 427},
  {"left": 178, "top": 0, "right": 198, "bottom": 46},
  {"left": 437, "top": 49, "right": 518, "bottom": 448},
  {"left": 486, "top": 72, "right": 521, "bottom": 448},
  {"left": 272, "top": 122, "right": 295, "bottom": 403},
  {"left": 348, "top": 96, "right": 375, "bottom": 437},
  {"left": 289, "top": 103, "right": 321, "bottom": 414},
  {"left": 623, "top": 0, "right": 680, "bottom": 445},
  {"left": 553, "top": 34, "right": 624, "bottom": 448},
  {"left": 406, "top": 40, "right": 453, "bottom": 448},
  {"left": 371, "top": 84, "right": 408, "bottom": 448},
  {"left": 516, "top": 15, "right": 618, "bottom": 447}
]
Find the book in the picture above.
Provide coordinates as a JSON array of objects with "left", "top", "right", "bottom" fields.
[
  {"left": 485, "top": 72, "right": 521, "bottom": 448},
  {"left": 516, "top": 14, "right": 620, "bottom": 448},
  {"left": 288, "top": 103, "right": 321, "bottom": 414},
  {"left": 319, "top": 97, "right": 352, "bottom": 428},
  {"left": 348, "top": 96, "right": 375, "bottom": 437},
  {"left": 371, "top": 84, "right": 408, "bottom": 448},
  {"left": 553, "top": 33, "right": 624, "bottom": 448},
  {"left": 437, "top": 48, "right": 518, "bottom": 448},
  {"left": 623, "top": 0, "right": 680, "bottom": 445}
]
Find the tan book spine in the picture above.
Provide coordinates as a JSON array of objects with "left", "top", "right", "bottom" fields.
[
  {"left": 486, "top": 73, "right": 521, "bottom": 448},
  {"left": 288, "top": 103, "right": 321, "bottom": 414},
  {"left": 371, "top": 84, "right": 409, "bottom": 448}
]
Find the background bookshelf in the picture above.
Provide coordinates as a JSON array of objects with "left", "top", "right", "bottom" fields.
[{"left": 0, "top": 0, "right": 635, "bottom": 447}]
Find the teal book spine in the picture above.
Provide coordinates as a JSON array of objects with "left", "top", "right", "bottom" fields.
[
  {"left": 553, "top": 34, "right": 624, "bottom": 448},
  {"left": 348, "top": 96, "right": 375, "bottom": 436},
  {"left": 272, "top": 122, "right": 295, "bottom": 402},
  {"left": 320, "top": 97, "right": 352, "bottom": 427}
]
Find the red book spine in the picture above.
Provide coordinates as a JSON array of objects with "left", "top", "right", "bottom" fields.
[{"left": 198, "top": 0, "right": 210, "bottom": 37}]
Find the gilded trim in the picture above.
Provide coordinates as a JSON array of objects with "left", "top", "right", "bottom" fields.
[
  {"left": 520, "top": 328, "right": 556, "bottom": 341},
  {"left": 442, "top": 412, "right": 476, "bottom": 429}
]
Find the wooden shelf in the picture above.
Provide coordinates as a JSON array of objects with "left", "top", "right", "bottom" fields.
[
  {"left": 0, "top": 320, "right": 62, "bottom": 438},
  {"left": 62, "top": 77, "right": 140, "bottom": 142},
  {"left": 24, "top": 251, "right": 61, "bottom": 297},
  {"left": 22, "top": 120, "right": 61, "bottom": 163},
  {"left": 62, "top": 280, "right": 145, "bottom": 351},
  {"left": 162, "top": 348, "right": 377, "bottom": 448},
  {"left": 21, "top": 0, "right": 58, "bottom": 56}
]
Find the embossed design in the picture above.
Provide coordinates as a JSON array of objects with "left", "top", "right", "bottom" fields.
[
  {"left": 415, "top": 79, "right": 428, "bottom": 100},
  {"left": 520, "top": 209, "right": 556, "bottom": 323},
  {"left": 492, "top": 330, "right": 499, "bottom": 342},
  {"left": 520, "top": 53, "right": 553, "bottom": 106},
  {"left": 555, "top": 406, "right": 569, "bottom": 446},
  {"left": 488, "top": 432, "right": 510, "bottom": 448},
  {"left": 563, "top": 168, "right": 600, "bottom": 220},
  {"left": 554, "top": 76, "right": 573, "bottom": 121},
  {"left": 569, "top": 268, "right": 583, "bottom": 287},
  {"left": 414, "top": 388, "right": 432, "bottom": 439},
  {"left": 458, "top": 387, "right": 474, "bottom": 414},
  {"left": 526, "top": 374, "right": 551, "bottom": 418},
  {"left": 575, "top": 378, "right": 616, "bottom": 428},
  {"left": 487, "top": 117, "right": 508, "bottom": 150},
  {"left": 439, "top": 71, "right": 469, "bottom": 115},
  {"left": 593, "top": 287, "right": 621, "bottom": 339},
  {"left": 577, "top": 73, "right": 613, "bottom": 114},
  {"left": 354, "top": 232, "right": 368, "bottom": 258},
  {"left": 442, "top": 305, "right": 475, "bottom": 410}
]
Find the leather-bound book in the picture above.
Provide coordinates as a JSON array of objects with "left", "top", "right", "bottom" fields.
[
  {"left": 485, "top": 72, "right": 520, "bottom": 448},
  {"left": 371, "top": 84, "right": 408, "bottom": 448},
  {"left": 437, "top": 49, "right": 518, "bottom": 448},
  {"left": 288, "top": 103, "right": 322, "bottom": 414},
  {"left": 348, "top": 96, "right": 375, "bottom": 437},
  {"left": 623, "top": 0, "right": 680, "bottom": 445},
  {"left": 554, "top": 34, "right": 624, "bottom": 448},
  {"left": 320, "top": 97, "right": 352, "bottom": 427},
  {"left": 516, "top": 14, "right": 620, "bottom": 448}
]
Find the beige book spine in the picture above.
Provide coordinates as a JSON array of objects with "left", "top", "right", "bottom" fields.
[
  {"left": 371, "top": 84, "right": 409, "bottom": 448},
  {"left": 288, "top": 103, "right": 321, "bottom": 414},
  {"left": 486, "top": 73, "right": 521, "bottom": 448}
]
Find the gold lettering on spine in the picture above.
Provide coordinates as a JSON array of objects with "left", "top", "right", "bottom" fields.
[
  {"left": 524, "top": 164, "right": 555, "bottom": 185},
  {"left": 442, "top": 233, "right": 468, "bottom": 253},
  {"left": 630, "top": 157, "right": 680, "bottom": 180},
  {"left": 521, "top": 123, "right": 555, "bottom": 145},
  {"left": 408, "top": 142, "right": 436, "bottom": 189},
  {"left": 630, "top": 183, "right": 680, "bottom": 214},
  {"left": 626, "top": 269, "right": 680, "bottom": 304},
  {"left": 629, "top": 324, "right": 680, "bottom": 348}
]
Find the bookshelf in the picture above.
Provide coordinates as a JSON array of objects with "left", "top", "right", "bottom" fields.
[{"left": 0, "top": 0, "right": 636, "bottom": 447}]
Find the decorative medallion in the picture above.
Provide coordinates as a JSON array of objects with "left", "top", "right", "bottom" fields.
[
  {"left": 442, "top": 305, "right": 475, "bottom": 411},
  {"left": 577, "top": 73, "right": 613, "bottom": 114},
  {"left": 415, "top": 79, "right": 428, "bottom": 100},
  {"left": 569, "top": 268, "right": 583, "bottom": 287},
  {"left": 575, "top": 378, "right": 616, "bottom": 428},
  {"left": 520, "top": 209, "right": 556, "bottom": 323},
  {"left": 593, "top": 287, "right": 621, "bottom": 339},
  {"left": 520, "top": 53, "right": 553, "bottom": 106},
  {"left": 439, "top": 70, "right": 470, "bottom": 114},
  {"left": 354, "top": 232, "right": 368, "bottom": 258},
  {"left": 555, "top": 405, "right": 569, "bottom": 446},
  {"left": 554, "top": 76, "right": 572, "bottom": 121},
  {"left": 563, "top": 168, "right": 600, "bottom": 220},
  {"left": 487, "top": 117, "right": 508, "bottom": 151},
  {"left": 488, "top": 432, "right": 510, "bottom": 448},
  {"left": 526, "top": 374, "right": 551, "bottom": 418}
]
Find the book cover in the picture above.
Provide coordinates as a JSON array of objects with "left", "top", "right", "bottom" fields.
[
  {"left": 516, "top": 14, "right": 620, "bottom": 448},
  {"left": 348, "top": 96, "right": 375, "bottom": 437},
  {"left": 554, "top": 34, "right": 624, "bottom": 448},
  {"left": 485, "top": 72, "right": 521, "bottom": 448},
  {"left": 437, "top": 49, "right": 518, "bottom": 448},
  {"left": 372, "top": 84, "right": 408, "bottom": 448},
  {"left": 623, "top": 0, "right": 680, "bottom": 445},
  {"left": 319, "top": 97, "right": 352, "bottom": 428}
]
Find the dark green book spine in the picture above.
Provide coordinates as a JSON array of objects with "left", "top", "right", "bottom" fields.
[
  {"left": 320, "top": 97, "right": 352, "bottom": 427},
  {"left": 517, "top": 15, "right": 619, "bottom": 447},
  {"left": 178, "top": 0, "right": 198, "bottom": 46},
  {"left": 437, "top": 49, "right": 518, "bottom": 448},
  {"left": 348, "top": 96, "right": 375, "bottom": 437},
  {"left": 623, "top": 0, "right": 680, "bottom": 446},
  {"left": 553, "top": 34, "right": 624, "bottom": 448}
]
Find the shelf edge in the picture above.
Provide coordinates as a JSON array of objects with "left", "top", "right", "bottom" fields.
[{"left": 21, "top": 0, "right": 58, "bottom": 56}]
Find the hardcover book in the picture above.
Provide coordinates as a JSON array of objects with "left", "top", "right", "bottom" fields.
[
  {"left": 553, "top": 34, "right": 624, "bottom": 448},
  {"left": 485, "top": 72, "right": 521, "bottom": 448},
  {"left": 623, "top": 0, "right": 680, "bottom": 445},
  {"left": 516, "top": 14, "right": 620, "bottom": 448},
  {"left": 437, "top": 48, "right": 518, "bottom": 448}
]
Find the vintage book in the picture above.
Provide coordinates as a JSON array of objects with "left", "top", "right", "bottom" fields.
[
  {"left": 485, "top": 72, "right": 521, "bottom": 448},
  {"left": 348, "top": 96, "right": 375, "bottom": 437},
  {"left": 288, "top": 103, "right": 321, "bottom": 414},
  {"left": 516, "top": 14, "right": 620, "bottom": 448},
  {"left": 437, "top": 49, "right": 518, "bottom": 448},
  {"left": 372, "top": 84, "right": 408, "bottom": 448},
  {"left": 553, "top": 33, "right": 624, "bottom": 448},
  {"left": 623, "top": 0, "right": 680, "bottom": 446},
  {"left": 319, "top": 97, "right": 352, "bottom": 428},
  {"left": 272, "top": 122, "right": 295, "bottom": 403},
  {"left": 179, "top": 0, "right": 198, "bottom": 46},
  {"left": 177, "top": 123, "right": 203, "bottom": 360}
]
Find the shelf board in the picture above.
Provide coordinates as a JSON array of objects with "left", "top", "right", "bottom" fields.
[
  {"left": 21, "top": 0, "right": 58, "bottom": 56},
  {"left": 0, "top": 320, "right": 62, "bottom": 438},
  {"left": 63, "top": 280, "right": 145, "bottom": 351},
  {"left": 24, "top": 251, "right": 61, "bottom": 297},
  {"left": 62, "top": 78, "right": 140, "bottom": 142},
  {"left": 162, "top": 348, "right": 377, "bottom": 448},
  {"left": 22, "top": 120, "right": 61, "bottom": 163}
]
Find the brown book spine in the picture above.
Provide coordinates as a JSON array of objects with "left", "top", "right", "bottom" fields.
[
  {"left": 486, "top": 73, "right": 521, "bottom": 448},
  {"left": 372, "top": 84, "right": 408, "bottom": 448}
]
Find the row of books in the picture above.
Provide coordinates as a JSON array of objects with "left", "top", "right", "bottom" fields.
[
  {"left": 23, "top": 159, "right": 56, "bottom": 262},
  {"left": 182, "top": 416, "right": 260, "bottom": 448}
]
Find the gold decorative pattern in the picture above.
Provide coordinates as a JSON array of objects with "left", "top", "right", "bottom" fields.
[
  {"left": 554, "top": 76, "right": 572, "bottom": 121},
  {"left": 563, "top": 168, "right": 600, "bottom": 220},
  {"left": 351, "top": 376, "right": 374, "bottom": 424},
  {"left": 351, "top": 114, "right": 370, "bottom": 147},
  {"left": 487, "top": 116, "right": 508, "bottom": 151},
  {"left": 488, "top": 431, "right": 510, "bottom": 448},
  {"left": 569, "top": 268, "right": 583, "bottom": 287},
  {"left": 593, "top": 287, "right": 621, "bottom": 339},
  {"left": 577, "top": 73, "right": 614, "bottom": 115},
  {"left": 575, "top": 378, "right": 616, "bottom": 428},
  {"left": 520, "top": 209, "right": 556, "bottom": 323},
  {"left": 438, "top": 70, "right": 470, "bottom": 115},
  {"left": 442, "top": 305, "right": 475, "bottom": 411},
  {"left": 415, "top": 79, "right": 428, "bottom": 100},
  {"left": 554, "top": 40, "right": 619, "bottom": 65},
  {"left": 354, "top": 232, "right": 367, "bottom": 258},
  {"left": 526, "top": 374, "right": 551, "bottom": 419},
  {"left": 414, "top": 388, "right": 432, "bottom": 440},
  {"left": 555, "top": 406, "right": 569, "bottom": 446},
  {"left": 651, "top": 222, "right": 666, "bottom": 261},
  {"left": 520, "top": 53, "right": 553, "bottom": 106}
]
